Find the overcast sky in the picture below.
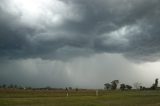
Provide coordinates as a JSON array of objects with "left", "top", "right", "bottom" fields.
[{"left": 0, "top": 0, "right": 160, "bottom": 89}]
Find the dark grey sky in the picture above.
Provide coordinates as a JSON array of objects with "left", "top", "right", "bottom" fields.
[{"left": 0, "top": 0, "right": 160, "bottom": 88}]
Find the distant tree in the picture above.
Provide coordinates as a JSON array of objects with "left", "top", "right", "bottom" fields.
[
  {"left": 69, "top": 87, "right": 72, "bottom": 90},
  {"left": 111, "top": 80, "right": 119, "bottom": 90},
  {"left": 134, "top": 82, "right": 142, "bottom": 89},
  {"left": 65, "top": 87, "right": 68, "bottom": 91},
  {"left": 151, "top": 78, "right": 158, "bottom": 90},
  {"left": 26, "top": 86, "right": 32, "bottom": 90},
  {"left": 14, "top": 85, "right": 18, "bottom": 89},
  {"left": 140, "top": 86, "right": 143, "bottom": 90},
  {"left": 2, "top": 84, "right": 6, "bottom": 88},
  {"left": 155, "top": 78, "right": 158, "bottom": 87},
  {"left": 8, "top": 84, "right": 14, "bottom": 88},
  {"left": 18, "top": 86, "right": 24, "bottom": 89},
  {"left": 120, "top": 84, "right": 126, "bottom": 90},
  {"left": 126, "top": 85, "right": 132, "bottom": 90},
  {"left": 75, "top": 88, "right": 78, "bottom": 92},
  {"left": 45, "top": 86, "right": 51, "bottom": 90},
  {"left": 104, "top": 83, "right": 112, "bottom": 90}
]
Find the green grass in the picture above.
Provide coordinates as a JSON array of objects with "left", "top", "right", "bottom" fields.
[{"left": 0, "top": 89, "right": 160, "bottom": 106}]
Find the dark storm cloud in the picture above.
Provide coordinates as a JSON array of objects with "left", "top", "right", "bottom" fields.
[{"left": 0, "top": 0, "right": 160, "bottom": 61}]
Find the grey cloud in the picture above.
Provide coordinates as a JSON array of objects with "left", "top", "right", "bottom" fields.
[
  {"left": 125, "top": 24, "right": 160, "bottom": 62},
  {"left": 0, "top": 0, "right": 160, "bottom": 61}
]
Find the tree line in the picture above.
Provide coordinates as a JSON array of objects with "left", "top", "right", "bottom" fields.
[
  {"left": 0, "top": 84, "right": 25, "bottom": 89},
  {"left": 0, "top": 84, "right": 78, "bottom": 91},
  {"left": 104, "top": 78, "right": 159, "bottom": 90}
]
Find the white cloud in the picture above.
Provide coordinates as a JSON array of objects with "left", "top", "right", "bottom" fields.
[
  {"left": 101, "top": 25, "right": 141, "bottom": 46},
  {"left": 2, "top": 0, "right": 83, "bottom": 28}
]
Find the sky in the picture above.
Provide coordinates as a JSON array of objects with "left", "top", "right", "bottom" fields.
[{"left": 0, "top": 0, "right": 160, "bottom": 89}]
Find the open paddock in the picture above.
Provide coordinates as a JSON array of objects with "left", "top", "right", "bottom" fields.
[{"left": 0, "top": 89, "right": 160, "bottom": 106}]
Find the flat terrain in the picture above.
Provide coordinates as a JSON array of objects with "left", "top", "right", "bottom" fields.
[{"left": 0, "top": 89, "right": 160, "bottom": 106}]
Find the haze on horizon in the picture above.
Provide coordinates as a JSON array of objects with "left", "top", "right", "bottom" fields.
[{"left": 0, "top": 0, "right": 160, "bottom": 89}]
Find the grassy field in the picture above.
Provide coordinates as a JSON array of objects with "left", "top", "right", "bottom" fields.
[{"left": 0, "top": 89, "right": 160, "bottom": 106}]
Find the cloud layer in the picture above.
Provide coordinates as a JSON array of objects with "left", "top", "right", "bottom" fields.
[{"left": 0, "top": 0, "right": 160, "bottom": 61}]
